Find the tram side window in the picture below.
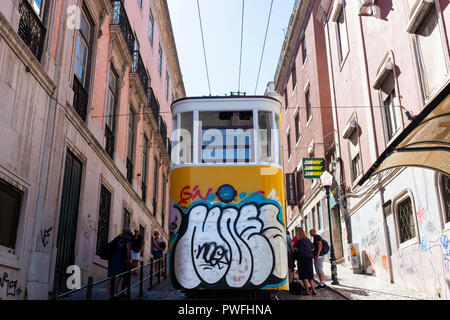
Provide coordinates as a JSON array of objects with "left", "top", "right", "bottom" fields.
[
  {"left": 179, "top": 112, "right": 193, "bottom": 163},
  {"left": 275, "top": 114, "right": 282, "bottom": 166},
  {"left": 199, "top": 111, "right": 254, "bottom": 164},
  {"left": 258, "top": 111, "right": 273, "bottom": 163}
]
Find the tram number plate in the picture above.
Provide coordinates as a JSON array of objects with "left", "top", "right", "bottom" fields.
[{"left": 302, "top": 158, "right": 325, "bottom": 179}]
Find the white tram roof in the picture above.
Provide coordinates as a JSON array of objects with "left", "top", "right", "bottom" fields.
[{"left": 171, "top": 95, "right": 282, "bottom": 115}]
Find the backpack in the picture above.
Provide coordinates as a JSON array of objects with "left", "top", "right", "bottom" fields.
[
  {"left": 321, "top": 239, "right": 330, "bottom": 255},
  {"left": 99, "top": 237, "right": 118, "bottom": 260},
  {"left": 159, "top": 241, "right": 166, "bottom": 250},
  {"left": 289, "top": 281, "right": 304, "bottom": 295}
]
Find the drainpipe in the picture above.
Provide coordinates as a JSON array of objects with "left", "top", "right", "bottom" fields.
[
  {"left": 356, "top": 11, "right": 394, "bottom": 283},
  {"left": 355, "top": 14, "right": 379, "bottom": 162}
]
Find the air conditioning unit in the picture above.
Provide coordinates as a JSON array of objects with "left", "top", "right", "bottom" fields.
[{"left": 342, "top": 120, "right": 357, "bottom": 139}]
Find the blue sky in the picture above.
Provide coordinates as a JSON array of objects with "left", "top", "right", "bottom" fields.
[{"left": 167, "top": 0, "right": 295, "bottom": 97}]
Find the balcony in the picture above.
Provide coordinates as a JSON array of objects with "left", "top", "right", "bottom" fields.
[
  {"left": 111, "top": 0, "right": 135, "bottom": 56},
  {"left": 105, "top": 125, "right": 115, "bottom": 159},
  {"left": 141, "top": 182, "right": 147, "bottom": 203},
  {"left": 146, "top": 87, "right": 160, "bottom": 123},
  {"left": 132, "top": 51, "right": 149, "bottom": 93},
  {"left": 157, "top": 116, "right": 168, "bottom": 143},
  {"left": 166, "top": 138, "right": 172, "bottom": 158},
  {"left": 72, "top": 76, "right": 88, "bottom": 121},
  {"left": 126, "top": 157, "right": 133, "bottom": 184},
  {"left": 18, "top": 0, "right": 46, "bottom": 61}
]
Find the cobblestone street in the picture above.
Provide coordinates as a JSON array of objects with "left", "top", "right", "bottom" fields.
[{"left": 319, "top": 261, "right": 438, "bottom": 300}]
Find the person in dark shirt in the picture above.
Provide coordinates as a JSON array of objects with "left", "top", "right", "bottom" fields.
[
  {"left": 131, "top": 229, "right": 145, "bottom": 276},
  {"left": 296, "top": 228, "right": 317, "bottom": 295},
  {"left": 310, "top": 228, "right": 326, "bottom": 289},
  {"left": 107, "top": 227, "right": 132, "bottom": 298}
]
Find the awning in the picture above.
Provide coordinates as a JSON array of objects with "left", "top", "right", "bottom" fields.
[{"left": 359, "top": 82, "right": 450, "bottom": 186}]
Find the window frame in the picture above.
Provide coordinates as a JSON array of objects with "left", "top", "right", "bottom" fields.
[
  {"left": 334, "top": 4, "right": 350, "bottom": 68},
  {"left": 305, "top": 86, "right": 312, "bottom": 124},
  {"left": 166, "top": 72, "right": 170, "bottom": 101},
  {"left": 437, "top": 173, "right": 450, "bottom": 231},
  {"left": 73, "top": 6, "right": 94, "bottom": 89},
  {"left": 149, "top": 9, "right": 155, "bottom": 46},
  {"left": 158, "top": 45, "right": 163, "bottom": 76},
  {"left": 122, "top": 208, "right": 132, "bottom": 230},
  {"left": 301, "top": 34, "right": 307, "bottom": 65},
  {"left": 347, "top": 126, "right": 362, "bottom": 183},
  {"left": 153, "top": 156, "right": 160, "bottom": 215},
  {"left": 393, "top": 191, "right": 419, "bottom": 249},
  {"left": 105, "top": 64, "right": 119, "bottom": 132},
  {"left": 410, "top": 2, "right": 450, "bottom": 102},
  {"left": 287, "top": 132, "right": 292, "bottom": 160},
  {"left": 0, "top": 179, "right": 23, "bottom": 251},
  {"left": 291, "top": 64, "right": 297, "bottom": 89},
  {"left": 294, "top": 113, "right": 301, "bottom": 143}
]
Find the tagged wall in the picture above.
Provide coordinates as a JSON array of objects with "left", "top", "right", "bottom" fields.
[
  {"left": 348, "top": 167, "right": 450, "bottom": 299},
  {"left": 169, "top": 166, "right": 288, "bottom": 291}
]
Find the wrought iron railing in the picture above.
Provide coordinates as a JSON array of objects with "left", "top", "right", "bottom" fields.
[
  {"left": 146, "top": 87, "right": 159, "bottom": 123},
  {"left": 153, "top": 198, "right": 157, "bottom": 216},
  {"left": 105, "top": 125, "right": 115, "bottom": 159},
  {"left": 126, "top": 157, "right": 133, "bottom": 184},
  {"left": 141, "top": 182, "right": 147, "bottom": 203},
  {"left": 72, "top": 76, "right": 88, "bottom": 121},
  {"left": 157, "top": 116, "right": 168, "bottom": 143},
  {"left": 132, "top": 51, "right": 149, "bottom": 92},
  {"left": 166, "top": 138, "right": 172, "bottom": 158},
  {"left": 111, "top": 0, "right": 135, "bottom": 56},
  {"left": 18, "top": 0, "right": 47, "bottom": 61},
  {"left": 54, "top": 255, "right": 168, "bottom": 300}
]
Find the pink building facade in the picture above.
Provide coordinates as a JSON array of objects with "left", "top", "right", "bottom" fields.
[
  {"left": 317, "top": 0, "right": 450, "bottom": 298},
  {"left": 275, "top": 0, "right": 344, "bottom": 261},
  {"left": 0, "top": 0, "right": 184, "bottom": 299}
]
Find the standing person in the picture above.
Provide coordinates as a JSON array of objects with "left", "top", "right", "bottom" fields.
[
  {"left": 131, "top": 229, "right": 145, "bottom": 276},
  {"left": 310, "top": 228, "right": 327, "bottom": 289},
  {"left": 107, "top": 227, "right": 132, "bottom": 298},
  {"left": 152, "top": 231, "right": 165, "bottom": 275},
  {"left": 296, "top": 228, "right": 317, "bottom": 295},
  {"left": 286, "top": 231, "right": 295, "bottom": 284}
]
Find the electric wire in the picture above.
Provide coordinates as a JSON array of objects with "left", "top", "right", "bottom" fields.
[
  {"left": 238, "top": 0, "right": 245, "bottom": 93},
  {"left": 254, "top": 0, "right": 274, "bottom": 95},
  {"left": 196, "top": 0, "right": 212, "bottom": 96},
  {"left": 89, "top": 104, "right": 408, "bottom": 119}
]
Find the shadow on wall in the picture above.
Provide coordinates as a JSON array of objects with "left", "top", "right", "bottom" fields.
[{"left": 378, "top": 0, "right": 393, "bottom": 21}]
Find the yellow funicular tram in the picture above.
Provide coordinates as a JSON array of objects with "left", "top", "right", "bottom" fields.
[{"left": 168, "top": 94, "right": 288, "bottom": 298}]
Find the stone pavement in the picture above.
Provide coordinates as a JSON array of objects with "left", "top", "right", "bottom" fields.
[
  {"left": 275, "top": 285, "right": 347, "bottom": 300},
  {"left": 318, "top": 260, "right": 437, "bottom": 300},
  {"left": 140, "top": 279, "right": 186, "bottom": 300}
]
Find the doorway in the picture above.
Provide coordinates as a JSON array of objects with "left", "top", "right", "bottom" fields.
[{"left": 53, "top": 150, "right": 83, "bottom": 295}]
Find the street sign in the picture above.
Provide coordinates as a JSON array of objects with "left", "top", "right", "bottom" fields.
[
  {"left": 302, "top": 158, "right": 325, "bottom": 179},
  {"left": 285, "top": 173, "right": 297, "bottom": 206}
]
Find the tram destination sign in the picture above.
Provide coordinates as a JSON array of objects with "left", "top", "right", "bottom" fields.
[{"left": 302, "top": 158, "right": 325, "bottom": 179}]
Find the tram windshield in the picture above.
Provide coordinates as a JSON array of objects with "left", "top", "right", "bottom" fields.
[
  {"left": 172, "top": 109, "right": 281, "bottom": 166},
  {"left": 200, "top": 111, "right": 254, "bottom": 163}
]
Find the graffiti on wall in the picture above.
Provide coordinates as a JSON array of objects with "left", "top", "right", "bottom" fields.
[
  {"left": 179, "top": 185, "right": 214, "bottom": 210},
  {"left": 170, "top": 192, "right": 287, "bottom": 290},
  {"left": 0, "top": 272, "right": 22, "bottom": 298},
  {"left": 40, "top": 227, "right": 52, "bottom": 248}
]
